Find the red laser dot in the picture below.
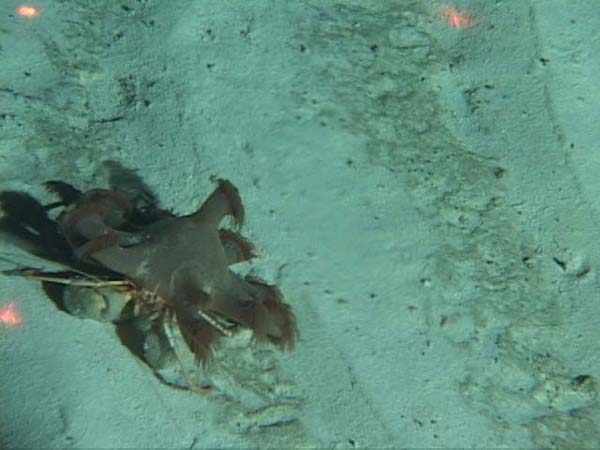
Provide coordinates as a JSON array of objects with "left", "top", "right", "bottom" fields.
[
  {"left": 16, "top": 5, "right": 41, "bottom": 19},
  {"left": 441, "top": 6, "right": 476, "bottom": 29},
  {"left": 0, "top": 303, "right": 23, "bottom": 327}
]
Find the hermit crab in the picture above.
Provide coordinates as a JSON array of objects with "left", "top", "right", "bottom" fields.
[{"left": 0, "top": 163, "right": 296, "bottom": 389}]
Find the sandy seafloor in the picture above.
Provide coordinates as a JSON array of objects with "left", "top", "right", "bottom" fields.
[{"left": 1, "top": 1, "right": 599, "bottom": 448}]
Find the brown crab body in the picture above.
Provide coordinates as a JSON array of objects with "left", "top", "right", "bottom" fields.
[{"left": 62, "top": 179, "right": 296, "bottom": 362}]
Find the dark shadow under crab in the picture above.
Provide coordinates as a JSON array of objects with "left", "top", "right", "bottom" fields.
[{"left": 0, "top": 163, "right": 296, "bottom": 371}]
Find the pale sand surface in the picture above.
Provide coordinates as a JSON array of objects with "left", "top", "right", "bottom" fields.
[{"left": 1, "top": 1, "right": 599, "bottom": 448}]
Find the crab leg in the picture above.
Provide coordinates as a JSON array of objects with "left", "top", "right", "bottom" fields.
[{"left": 1, "top": 267, "right": 131, "bottom": 288}]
